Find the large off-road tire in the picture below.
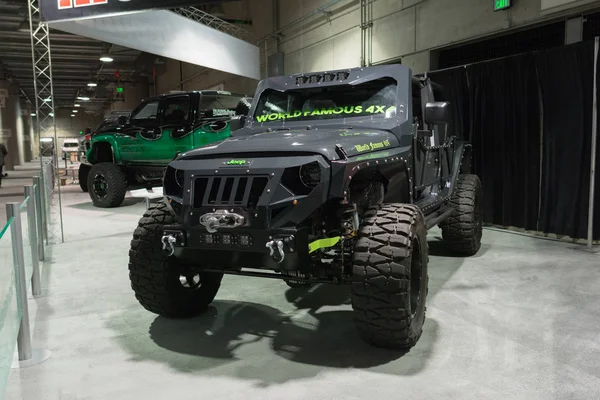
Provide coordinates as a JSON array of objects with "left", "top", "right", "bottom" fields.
[
  {"left": 439, "top": 174, "right": 483, "bottom": 256},
  {"left": 78, "top": 163, "right": 90, "bottom": 192},
  {"left": 129, "top": 202, "right": 224, "bottom": 318},
  {"left": 87, "top": 162, "right": 127, "bottom": 208},
  {"left": 351, "top": 204, "right": 429, "bottom": 349}
]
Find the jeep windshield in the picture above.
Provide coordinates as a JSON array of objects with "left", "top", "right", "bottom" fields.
[
  {"left": 253, "top": 77, "right": 398, "bottom": 123},
  {"left": 199, "top": 93, "right": 244, "bottom": 118}
]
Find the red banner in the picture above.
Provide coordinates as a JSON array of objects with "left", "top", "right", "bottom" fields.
[{"left": 42, "top": 0, "right": 221, "bottom": 22}]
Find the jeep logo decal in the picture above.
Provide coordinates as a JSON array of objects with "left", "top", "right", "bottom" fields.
[
  {"left": 226, "top": 159, "right": 247, "bottom": 165},
  {"left": 59, "top": 0, "right": 107, "bottom": 9}
]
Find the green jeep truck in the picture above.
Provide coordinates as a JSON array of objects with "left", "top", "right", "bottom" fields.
[{"left": 79, "top": 90, "right": 251, "bottom": 208}]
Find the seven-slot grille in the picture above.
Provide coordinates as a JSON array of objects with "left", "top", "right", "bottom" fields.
[{"left": 193, "top": 176, "right": 269, "bottom": 209}]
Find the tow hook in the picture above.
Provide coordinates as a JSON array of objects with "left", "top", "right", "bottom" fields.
[
  {"left": 161, "top": 229, "right": 186, "bottom": 256},
  {"left": 266, "top": 239, "right": 285, "bottom": 263},
  {"left": 162, "top": 234, "right": 177, "bottom": 256}
]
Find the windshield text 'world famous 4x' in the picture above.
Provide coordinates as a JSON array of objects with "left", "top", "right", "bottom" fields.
[{"left": 255, "top": 105, "right": 397, "bottom": 123}]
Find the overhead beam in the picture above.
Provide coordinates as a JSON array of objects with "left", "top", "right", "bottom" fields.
[{"left": 49, "top": 9, "right": 260, "bottom": 80}]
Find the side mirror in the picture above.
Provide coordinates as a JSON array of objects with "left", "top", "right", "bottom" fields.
[
  {"left": 229, "top": 115, "right": 246, "bottom": 132},
  {"left": 424, "top": 101, "right": 451, "bottom": 125},
  {"left": 235, "top": 96, "right": 253, "bottom": 116},
  {"left": 117, "top": 115, "right": 128, "bottom": 126}
]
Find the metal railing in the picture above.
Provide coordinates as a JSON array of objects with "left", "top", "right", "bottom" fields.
[{"left": 0, "top": 175, "right": 51, "bottom": 396}]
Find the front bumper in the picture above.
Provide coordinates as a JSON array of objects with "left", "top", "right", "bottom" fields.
[{"left": 163, "top": 153, "right": 331, "bottom": 271}]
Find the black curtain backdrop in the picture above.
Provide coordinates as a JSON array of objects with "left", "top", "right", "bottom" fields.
[
  {"left": 465, "top": 54, "right": 542, "bottom": 231},
  {"left": 427, "top": 39, "right": 599, "bottom": 240},
  {"left": 428, "top": 67, "right": 471, "bottom": 141},
  {"left": 535, "top": 40, "right": 595, "bottom": 240}
]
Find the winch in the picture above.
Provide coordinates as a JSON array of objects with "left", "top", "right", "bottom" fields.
[{"left": 199, "top": 210, "right": 245, "bottom": 233}]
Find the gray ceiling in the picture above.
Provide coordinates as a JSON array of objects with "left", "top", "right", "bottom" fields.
[
  {"left": 0, "top": 0, "right": 166, "bottom": 115},
  {"left": 0, "top": 0, "right": 245, "bottom": 116}
]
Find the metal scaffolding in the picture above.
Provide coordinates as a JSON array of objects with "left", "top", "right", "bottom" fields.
[
  {"left": 28, "top": 0, "right": 65, "bottom": 244},
  {"left": 173, "top": 6, "right": 256, "bottom": 44}
]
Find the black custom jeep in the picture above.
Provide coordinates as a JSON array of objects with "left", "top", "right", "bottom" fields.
[{"left": 128, "top": 64, "right": 483, "bottom": 349}]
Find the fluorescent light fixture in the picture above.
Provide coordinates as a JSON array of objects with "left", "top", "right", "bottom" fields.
[
  {"left": 44, "top": 97, "right": 51, "bottom": 102},
  {"left": 87, "top": 82, "right": 97, "bottom": 87},
  {"left": 72, "top": 110, "right": 78, "bottom": 113},
  {"left": 71, "top": 114, "right": 76, "bottom": 117},
  {"left": 31, "top": 113, "right": 36, "bottom": 116},
  {"left": 40, "top": 138, "right": 53, "bottom": 143},
  {"left": 77, "top": 96, "right": 90, "bottom": 101},
  {"left": 99, "top": 53, "right": 113, "bottom": 63},
  {"left": 49, "top": 112, "right": 54, "bottom": 117},
  {"left": 74, "top": 104, "right": 81, "bottom": 107}
]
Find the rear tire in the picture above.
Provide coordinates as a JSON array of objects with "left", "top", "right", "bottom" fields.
[
  {"left": 440, "top": 174, "right": 483, "bottom": 256},
  {"left": 352, "top": 204, "right": 429, "bottom": 349},
  {"left": 129, "top": 202, "right": 223, "bottom": 318},
  {"left": 87, "top": 162, "right": 127, "bottom": 208},
  {"left": 78, "top": 163, "right": 90, "bottom": 192}
]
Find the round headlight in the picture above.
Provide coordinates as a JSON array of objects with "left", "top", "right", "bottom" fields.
[{"left": 299, "top": 162, "right": 321, "bottom": 188}]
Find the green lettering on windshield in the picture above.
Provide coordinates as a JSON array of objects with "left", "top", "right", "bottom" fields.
[{"left": 255, "top": 104, "right": 392, "bottom": 123}]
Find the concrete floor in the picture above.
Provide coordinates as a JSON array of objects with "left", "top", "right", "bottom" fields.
[{"left": 4, "top": 186, "right": 600, "bottom": 400}]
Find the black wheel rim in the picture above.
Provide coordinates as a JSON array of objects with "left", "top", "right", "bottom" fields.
[
  {"left": 410, "top": 237, "right": 423, "bottom": 317},
  {"left": 93, "top": 174, "right": 108, "bottom": 198}
]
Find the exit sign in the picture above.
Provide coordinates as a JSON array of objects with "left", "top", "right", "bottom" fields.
[{"left": 494, "top": 0, "right": 511, "bottom": 11}]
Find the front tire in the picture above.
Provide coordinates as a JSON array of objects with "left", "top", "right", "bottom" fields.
[
  {"left": 87, "top": 162, "right": 127, "bottom": 208},
  {"left": 129, "top": 202, "right": 223, "bottom": 318},
  {"left": 352, "top": 204, "right": 429, "bottom": 349},
  {"left": 439, "top": 174, "right": 483, "bottom": 256},
  {"left": 78, "top": 163, "right": 90, "bottom": 192}
]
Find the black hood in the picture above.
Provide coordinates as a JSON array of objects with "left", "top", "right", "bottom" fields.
[{"left": 180, "top": 128, "right": 399, "bottom": 161}]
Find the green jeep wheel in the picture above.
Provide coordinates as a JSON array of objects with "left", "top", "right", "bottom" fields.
[{"left": 87, "top": 162, "right": 127, "bottom": 208}]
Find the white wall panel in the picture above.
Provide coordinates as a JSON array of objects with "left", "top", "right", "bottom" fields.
[{"left": 372, "top": 7, "right": 416, "bottom": 64}]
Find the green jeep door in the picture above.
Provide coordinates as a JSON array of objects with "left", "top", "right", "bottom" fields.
[
  {"left": 155, "top": 94, "right": 194, "bottom": 163},
  {"left": 191, "top": 93, "right": 243, "bottom": 148},
  {"left": 118, "top": 98, "right": 160, "bottom": 163}
]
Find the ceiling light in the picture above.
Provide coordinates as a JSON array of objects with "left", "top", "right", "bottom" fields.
[
  {"left": 99, "top": 53, "right": 113, "bottom": 63},
  {"left": 77, "top": 96, "right": 90, "bottom": 101},
  {"left": 44, "top": 97, "right": 51, "bottom": 102},
  {"left": 71, "top": 114, "right": 75, "bottom": 117},
  {"left": 49, "top": 112, "right": 54, "bottom": 117},
  {"left": 74, "top": 104, "right": 81, "bottom": 107},
  {"left": 72, "top": 110, "right": 78, "bottom": 113},
  {"left": 87, "top": 82, "right": 97, "bottom": 87},
  {"left": 31, "top": 113, "right": 36, "bottom": 116}
]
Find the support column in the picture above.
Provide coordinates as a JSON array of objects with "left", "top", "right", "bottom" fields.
[{"left": 0, "top": 80, "right": 24, "bottom": 171}]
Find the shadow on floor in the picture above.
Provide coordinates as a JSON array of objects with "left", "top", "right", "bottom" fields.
[
  {"left": 429, "top": 236, "right": 491, "bottom": 258},
  {"left": 106, "top": 238, "right": 481, "bottom": 384},
  {"left": 141, "top": 297, "right": 440, "bottom": 383}
]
